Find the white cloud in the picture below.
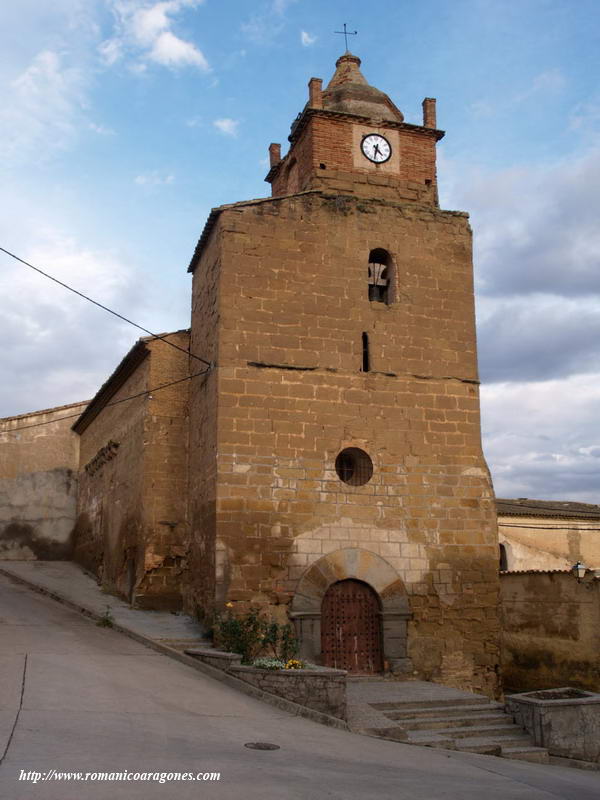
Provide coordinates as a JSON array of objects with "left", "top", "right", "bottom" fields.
[
  {"left": 477, "top": 294, "right": 600, "bottom": 383},
  {"left": 130, "top": 1, "right": 175, "bottom": 44},
  {"left": 441, "top": 146, "right": 600, "bottom": 300},
  {"left": 150, "top": 30, "right": 209, "bottom": 69},
  {"left": 468, "top": 68, "right": 567, "bottom": 121},
  {"left": 468, "top": 100, "right": 494, "bottom": 119},
  {"left": 213, "top": 118, "right": 239, "bottom": 137},
  {"left": 241, "top": 0, "right": 296, "bottom": 44},
  {"left": 88, "top": 122, "right": 115, "bottom": 135},
  {"left": 300, "top": 30, "right": 316, "bottom": 47},
  {"left": 101, "top": 0, "right": 209, "bottom": 72},
  {"left": 440, "top": 144, "right": 600, "bottom": 501},
  {"left": 510, "top": 68, "right": 566, "bottom": 105},
  {"left": 569, "top": 99, "right": 600, "bottom": 136},
  {"left": 272, "top": 0, "right": 296, "bottom": 13},
  {"left": 529, "top": 68, "right": 566, "bottom": 95},
  {"left": 128, "top": 61, "right": 148, "bottom": 74},
  {"left": 481, "top": 375, "right": 600, "bottom": 502},
  {"left": 0, "top": 50, "right": 86, "bottom": 165},
  {"left": 134, "top": 170, "right": 175, "bottom": 185},
  {"left": 0, "top": 229, "right": 143, "bottom": 417},
  {"left": 98, "top": 37, "right": 122, "bottom": 66}
]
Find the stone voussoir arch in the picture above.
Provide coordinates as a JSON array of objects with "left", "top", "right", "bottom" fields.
[
  {"left": 290, "top": 548, "right": 412, "bottom": 670},
  {"left": 291, "top": 547, "right": 410, "bottom": 616}
]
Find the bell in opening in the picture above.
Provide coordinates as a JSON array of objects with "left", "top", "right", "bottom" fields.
[{"left": 368, "top": 248, "right": 391, "bottom": 304}]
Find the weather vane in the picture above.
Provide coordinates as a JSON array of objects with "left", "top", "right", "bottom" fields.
[{"left": 334, "top": 23, "right": 357, "bottom": 52}]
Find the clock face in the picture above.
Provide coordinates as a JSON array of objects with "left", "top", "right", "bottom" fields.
[{"left": 361, "top": 134, "right": 392, "bottom": 164}]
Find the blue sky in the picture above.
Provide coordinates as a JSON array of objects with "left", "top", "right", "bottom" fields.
[{"left": 1, "top": 0, "right": 600, "bottom": 501}]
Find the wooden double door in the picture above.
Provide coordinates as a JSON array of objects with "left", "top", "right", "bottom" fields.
[{"left": 321, "top": 579, "right": 383, "bottom": 674}]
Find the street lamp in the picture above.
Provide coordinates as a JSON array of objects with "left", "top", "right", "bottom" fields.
[{"left": 571, "top": 561, "right": 587, "bottom": 580}]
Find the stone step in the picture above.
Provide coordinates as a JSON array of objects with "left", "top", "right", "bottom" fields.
[
  {"left": 355, "top": 685, "right": 548, "bottom": 764},
  {"left": 501, "top": 745, "right": 550, "bottom": 764},
  {"left": 392, "top": 712, "right": 512, "bottom": 731},
  {"left": 384, "top": 703, "right": 504, "bottom": 721},
  {"left": 407, "top": 724, "right": 532, "bottom": 743},
  {"left": 425, "top": 734, "right": 532, "bottom": 754},
  {"left": 454, "top": 739, "right": 503, "bottom": 756},
  {"left": 369, "top": 696, "right": 491, "bottom": 712},
  {"left": 365, "top": 727, "right": 409, "bottom": 742},
  {"left": 548, "top": 755, "right": 600, "bottom": 771}
]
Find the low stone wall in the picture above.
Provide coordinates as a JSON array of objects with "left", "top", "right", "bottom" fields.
[
  {"left": 184, "top": 648, "right": 242, "bottom": 671},
  {"left": 507, "top": 688, "right": 600, "bottom": 763},
  {"left": 184, "top": 647, "right": 346, "bottom": 720},
  {"left": 229, "top": 665, "right": 346, "bottom": 720}
]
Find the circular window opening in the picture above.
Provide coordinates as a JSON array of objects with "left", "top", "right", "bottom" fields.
[{"left": 335, "top": 448, "right": 373, "bottom": 486}]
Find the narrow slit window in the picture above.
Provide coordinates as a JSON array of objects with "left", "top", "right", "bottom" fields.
[
  {"left": 368, "top": 248, "right": 391, "bottom": 304},
  {"left": 362, "top": 332, "right": 370, "bottom": 372}
]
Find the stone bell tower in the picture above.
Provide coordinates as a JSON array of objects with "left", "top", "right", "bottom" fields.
[{"left": 186, "top": 53, "right": 500, "bottom": 697}]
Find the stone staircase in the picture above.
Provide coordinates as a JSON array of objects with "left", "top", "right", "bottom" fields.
[{"left": 364, "top": 695, "right": 549, "bottom": 763}]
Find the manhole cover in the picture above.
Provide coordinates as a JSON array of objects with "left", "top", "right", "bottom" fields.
[{"left": 244, "top": 742, "right": 280, "bottom": 751}]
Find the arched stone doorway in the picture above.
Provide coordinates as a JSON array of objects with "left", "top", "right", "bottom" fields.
[
  {"left": 321, "top": 579, "right": 383, "bottom": 674},
  {"left": 290, "top": 548, "right": 412, "bottom": 674}
]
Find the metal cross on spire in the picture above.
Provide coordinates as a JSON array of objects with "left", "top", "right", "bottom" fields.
[{"left": 334, "top": 23, "right": 357, "bottom": 52}]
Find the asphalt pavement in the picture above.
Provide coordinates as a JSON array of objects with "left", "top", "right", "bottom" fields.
[{"left": 1, "top": 571, "right": 599, "bottom": 799}]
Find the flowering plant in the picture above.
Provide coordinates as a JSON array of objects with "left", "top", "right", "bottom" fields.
[
  {"left": 252, "top": 657, "right": 286, "bottom": 670},
  {"left": 284, "top": 659, "right": 305, "bottom": 670}
]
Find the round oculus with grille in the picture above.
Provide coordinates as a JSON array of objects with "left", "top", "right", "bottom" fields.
[{"left": 335, "top": 448, "right": 373, "bottom": 486}]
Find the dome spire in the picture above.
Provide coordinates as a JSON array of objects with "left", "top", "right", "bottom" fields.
[{"left": 322, "top": 53, "right": 404, "bottom": 122}]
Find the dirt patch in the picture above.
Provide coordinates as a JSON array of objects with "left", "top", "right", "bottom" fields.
[{"left": 525, "top": 688, "right": 590, "bottom": 700}]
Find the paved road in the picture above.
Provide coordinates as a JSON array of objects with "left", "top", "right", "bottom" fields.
[{"left": 1, "top": 573, "right": 599, "bottom": 800}]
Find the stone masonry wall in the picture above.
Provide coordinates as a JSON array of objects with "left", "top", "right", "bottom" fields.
[
  {"left": 0, "top": 402, "right": 86, "bottom": 479},
  {"left": 229, "top": 665, "right": 347, "bottom": 720},
  {"left": 75, "top": 333, "right": 190, "bottom": 609},
  {"left": 501, "top": 571, "right": 600, "bottom": 692},
  {"left": 0, "top": 402, "right": 87, "bottom": 559},
  {"left": 190, "top": 192, "right": 500, "bottom": 696},
  {"left": 137, "top": 333, "right": 190, "bottom": 608},
  {"left": 74, "top": 357, "right": 149, "bottom": 596},
  {"left": 187, "top": 232, "right": 221, "bottom": 620}
]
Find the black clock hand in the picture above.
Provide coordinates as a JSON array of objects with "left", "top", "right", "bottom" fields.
[{"left": 373, "top": 143, "right": 381, "bottom": 157}]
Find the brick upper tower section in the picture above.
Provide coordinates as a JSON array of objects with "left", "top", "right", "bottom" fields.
[{"left": 265, "top": 53, "right": 444, "bottom": 205}]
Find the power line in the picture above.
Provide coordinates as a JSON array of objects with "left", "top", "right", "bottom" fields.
[
  {"left": 0, "top": 245, "right": 211, "bottom": 368},
  {"left": 0, "top": 369, "right": 209, "bottom": 434}
]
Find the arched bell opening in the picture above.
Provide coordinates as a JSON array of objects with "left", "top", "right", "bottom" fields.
[{"left": 367, "top": 247, "right": 393, "bottom": 304}]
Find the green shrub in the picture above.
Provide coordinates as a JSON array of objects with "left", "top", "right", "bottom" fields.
[
  {"left": 96, "top": 605, "right": 114, "bottom": 628},
  {"left": 212, "top": 606, "right": 298, "bottom": 665}
]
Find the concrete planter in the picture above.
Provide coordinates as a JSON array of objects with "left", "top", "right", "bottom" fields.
[
  {"left": 506, "top": 687, "right": 600, "bottom": 763},
  {"left": 184, "top": 647, "right": 346, "bottom": 720}
]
